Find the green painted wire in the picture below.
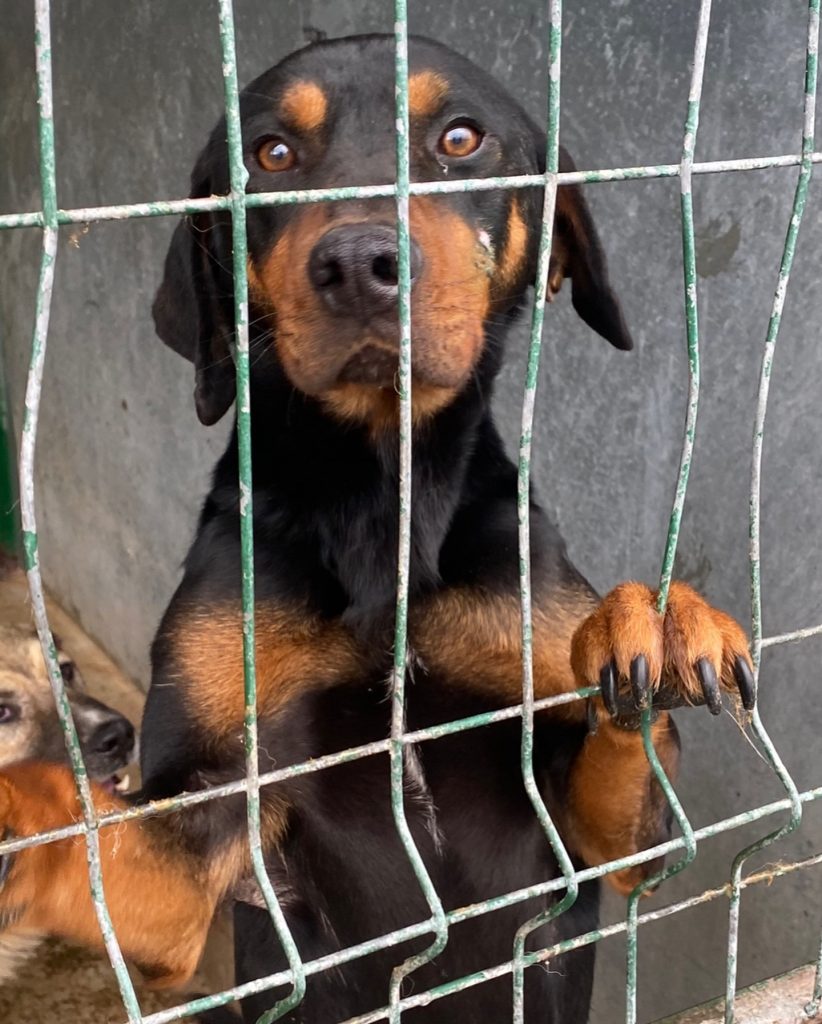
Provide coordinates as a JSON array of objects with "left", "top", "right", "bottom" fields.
[
  {"left": 130, "top": 779, "right": 822, "bottom": 1023},
  {"left": 624, "top": 1, "right": 714, "bottom": 1019},
  {"left": 320, "top": 852, "right": 822, "bottom": 1024},
  {"left": 386, "top": 5, "right": 449, "bottom": 1019},
  {"left": 723, "top": 3, "right": 819, "bottom": 1020},
  {"left": 511, "top": 3, "right": 582, "bottom": 1019},
  {"left": 805, "top": 926, "right": 822, "bottom": 1017},
  {"left": 4, "top": 153, "right": 822, "bottom": 234},
  {"left": 135, "top": 843, "right": 822, "bottom": 1024},
  {"left": 215, "top": 2, "right": 307, "bottom": 1021},
  {"left": 21, "top": 2, "right": 143, "bottom": 1019}
]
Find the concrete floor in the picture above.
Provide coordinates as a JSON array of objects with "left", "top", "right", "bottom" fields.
[
  {"left": 0, "top": 557, "right": 235, "bottom": 1023},
  {"left": 654, "top": 963, "right": 818, "bottom": 1024}
]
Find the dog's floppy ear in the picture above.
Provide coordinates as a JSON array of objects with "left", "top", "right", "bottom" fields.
[
  {"left": 152, "top": 151, "right": 237, "bottom": 425},
  {"left": 526, "top": 136, "right": 633, "bottom": 351}
]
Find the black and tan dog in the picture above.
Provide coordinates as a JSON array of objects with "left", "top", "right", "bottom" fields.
[{"left": 0, "top": 36, "right": 754, "bottom": 1022}]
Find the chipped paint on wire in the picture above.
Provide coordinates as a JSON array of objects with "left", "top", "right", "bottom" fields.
[
  {"left": 6, "top": 1, "right": 822, "bottom": 1022},
  {"left": 625, "top": 2, "right": 713, "bottom": 1020},
  {"left": 120, "top": 786, "right": 822, "bottom": 1024},
  {"left": 806, "top": 927, "right": 822, "bottom": 1017},
  {"left": 385, "top": 4, "right": 449, "bottom": 1020},
  {"left": 3, "top": 153, "right": 822, "bottom": 232},
  {"left": 216, "top": 3, "right": 307, "bottom": 1020},
  {"left": 19, "top": 1, "right": 143, "bottom": 1020},
  {"left": 511, "top": 3, "right": 581, "bottom": 1020},
  {"left": 724, "top": 3, "right": 819, "bottom": 1021},
  {"left": 142, "top": 849, "right": 822, "bottom": 1024}
]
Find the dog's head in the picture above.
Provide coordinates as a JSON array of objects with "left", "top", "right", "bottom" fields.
[
  {"left": 154, "top": 35, "right": 631, "bottom": 430},
  {"left": 0, "top": 625, "right": 136, "bottom": 789}
]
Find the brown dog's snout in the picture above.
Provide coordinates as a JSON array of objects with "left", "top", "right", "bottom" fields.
[
  {"left": 308, "top": 224, "right": 423, "bottom": 322},
  {"left": 71, "top": 693, "right": 137, "bottom": 780},
  {"left": 87, "top": 716, "right": 135, "bottom": 763}
]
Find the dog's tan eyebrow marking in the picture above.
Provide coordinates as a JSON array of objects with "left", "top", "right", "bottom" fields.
[
  {"left": 408, "top": 71, "right": 449, "bottom": 117},
  {"left": 279, "top": 80, "right": 328, "bottom": 133}
]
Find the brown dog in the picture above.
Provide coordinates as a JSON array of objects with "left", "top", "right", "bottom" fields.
[{"left": 0, "top": 623, "right": 136, "bottom": 983}]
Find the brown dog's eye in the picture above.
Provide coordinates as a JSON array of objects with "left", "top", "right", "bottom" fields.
[
  {"left": 0, "top": 704, "right": 19, "bottom": 725},
  {"left": 438, "top": 122, "right": 484, "bottom": 158},
  {"left": 256, "top": 137, "right": 297, "bottom": 172}
]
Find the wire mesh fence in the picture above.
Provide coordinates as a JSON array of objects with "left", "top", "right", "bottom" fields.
[{"left": 1, "top": 1, "right": 821, "bottom": 1023}]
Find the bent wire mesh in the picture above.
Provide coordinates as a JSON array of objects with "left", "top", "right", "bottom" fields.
[{"left": 2, "top": 1, "right": 821, "bottom": 1023}]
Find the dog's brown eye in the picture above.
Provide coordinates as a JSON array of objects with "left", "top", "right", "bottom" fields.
[
  {"left": 438, "top": 122, "right": 483, "bottom": 158},
  {"left": 257, "top": 137, "right": 296, "bottom": 172}
]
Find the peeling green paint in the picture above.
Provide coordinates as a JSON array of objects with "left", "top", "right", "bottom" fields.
[
  {"left": 512, "top": 4, "right": 582, "bottom": 1020},
  {"left": 624, "top": 4, "right": 714, "bottom": 1018},
  {"left": 724, "top": 4, "right": 819, "bottom": 1021},
  {"left": 386, "top": 6, "right": 449, "bottom": 1019},
  {"left": 216, "top": 4, "right": 306, "bottom": 1021},
  {"left": 21, "top": 3, "right": 143, "bottom": 1019}
]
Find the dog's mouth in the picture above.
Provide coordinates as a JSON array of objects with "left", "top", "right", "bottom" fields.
[
  {"left": 85, "top": 738, "right": 138, "bottom": 795},
  {"left": 97, "top": 772, "right": 131, "bottom": 795},
  {"left": 338, "top": 344, "right": 399, "bottom": 387}
]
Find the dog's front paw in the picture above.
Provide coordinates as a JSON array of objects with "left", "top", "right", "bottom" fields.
[{"left": 571, "top": 581, "right": 755, "bottom": 724}]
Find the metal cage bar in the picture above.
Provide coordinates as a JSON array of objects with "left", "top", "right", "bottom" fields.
[
  {"left": 216, "top": 3, "right": 308, "bottom": 1020},
  {"left": 807, "top": 927, "right": 822, "bottom": 1017},
  {"left": 511, "top": 3, "right": 582, "bottom": 1019},
  {"left": 3, "top": 2, "right": 821, "bottom": 1023},
  {"left": 3, "top": 154, "right": 822, "bottom": 234},
  {"left": 723, "top": 3, "right": 820, "bottom": 1020},
  {"left": 385, "top": 4, "right": 450, "bottom": 1018},
  {"left": 623, "top": 1, "right": 713, "bottom": 1017},
  {"left": 19, "top": 1, "right": 142, "bottom": 1018}
]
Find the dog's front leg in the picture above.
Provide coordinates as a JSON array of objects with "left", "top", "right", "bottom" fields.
[{"left": 564, "top": 580, "right": 754, "bottom": 894}]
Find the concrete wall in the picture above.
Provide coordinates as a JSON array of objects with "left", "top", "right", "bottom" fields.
[{"left": 1, "top": 1, "right": 821, "bottom": 1019}]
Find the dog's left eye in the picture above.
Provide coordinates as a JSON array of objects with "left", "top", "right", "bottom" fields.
[
  {"left": 256, "top": 137, "right": 297, "bottom": 172},
  {"left": 437, "top": 121, "right": 484, "bottom": 158},
  {"left": 0, "top": 704, "right": 18, "bottom": 725}
]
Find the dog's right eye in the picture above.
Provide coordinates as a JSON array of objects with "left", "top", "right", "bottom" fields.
[{"left": 256, "top": 137, "right": 297, "bottom": 173}]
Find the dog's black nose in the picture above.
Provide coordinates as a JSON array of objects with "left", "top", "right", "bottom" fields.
[
  {"left": 308, "top": 224, "right": 422, "bottom": 319},
  {"left": 89, "top": 717, "right": 135, "bottom": 761}
]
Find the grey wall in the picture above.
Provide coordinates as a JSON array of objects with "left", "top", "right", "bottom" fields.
[{"left": 1, "top": 2, "right": 821, "bottom": 1020}]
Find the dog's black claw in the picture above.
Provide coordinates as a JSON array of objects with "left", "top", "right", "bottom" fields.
[
  {"left": 630, "top": 655, "right": 650, "bottom": 710},
  {"left": 697, "top": 658, "right": 722, "bottom": 715},
  {"left": 734, "top": 655, "right": 756, "bottom": 711},
  {"left": 599, "top": 662, "right": 618, "bottom": 717}
]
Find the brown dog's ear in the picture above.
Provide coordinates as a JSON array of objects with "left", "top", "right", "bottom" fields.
[
  {"left": 152, "top": 154, "right": 237, "bottom": 425},
  {"left": 526, "top": 138, "right": 633, "bottom": 351}
]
